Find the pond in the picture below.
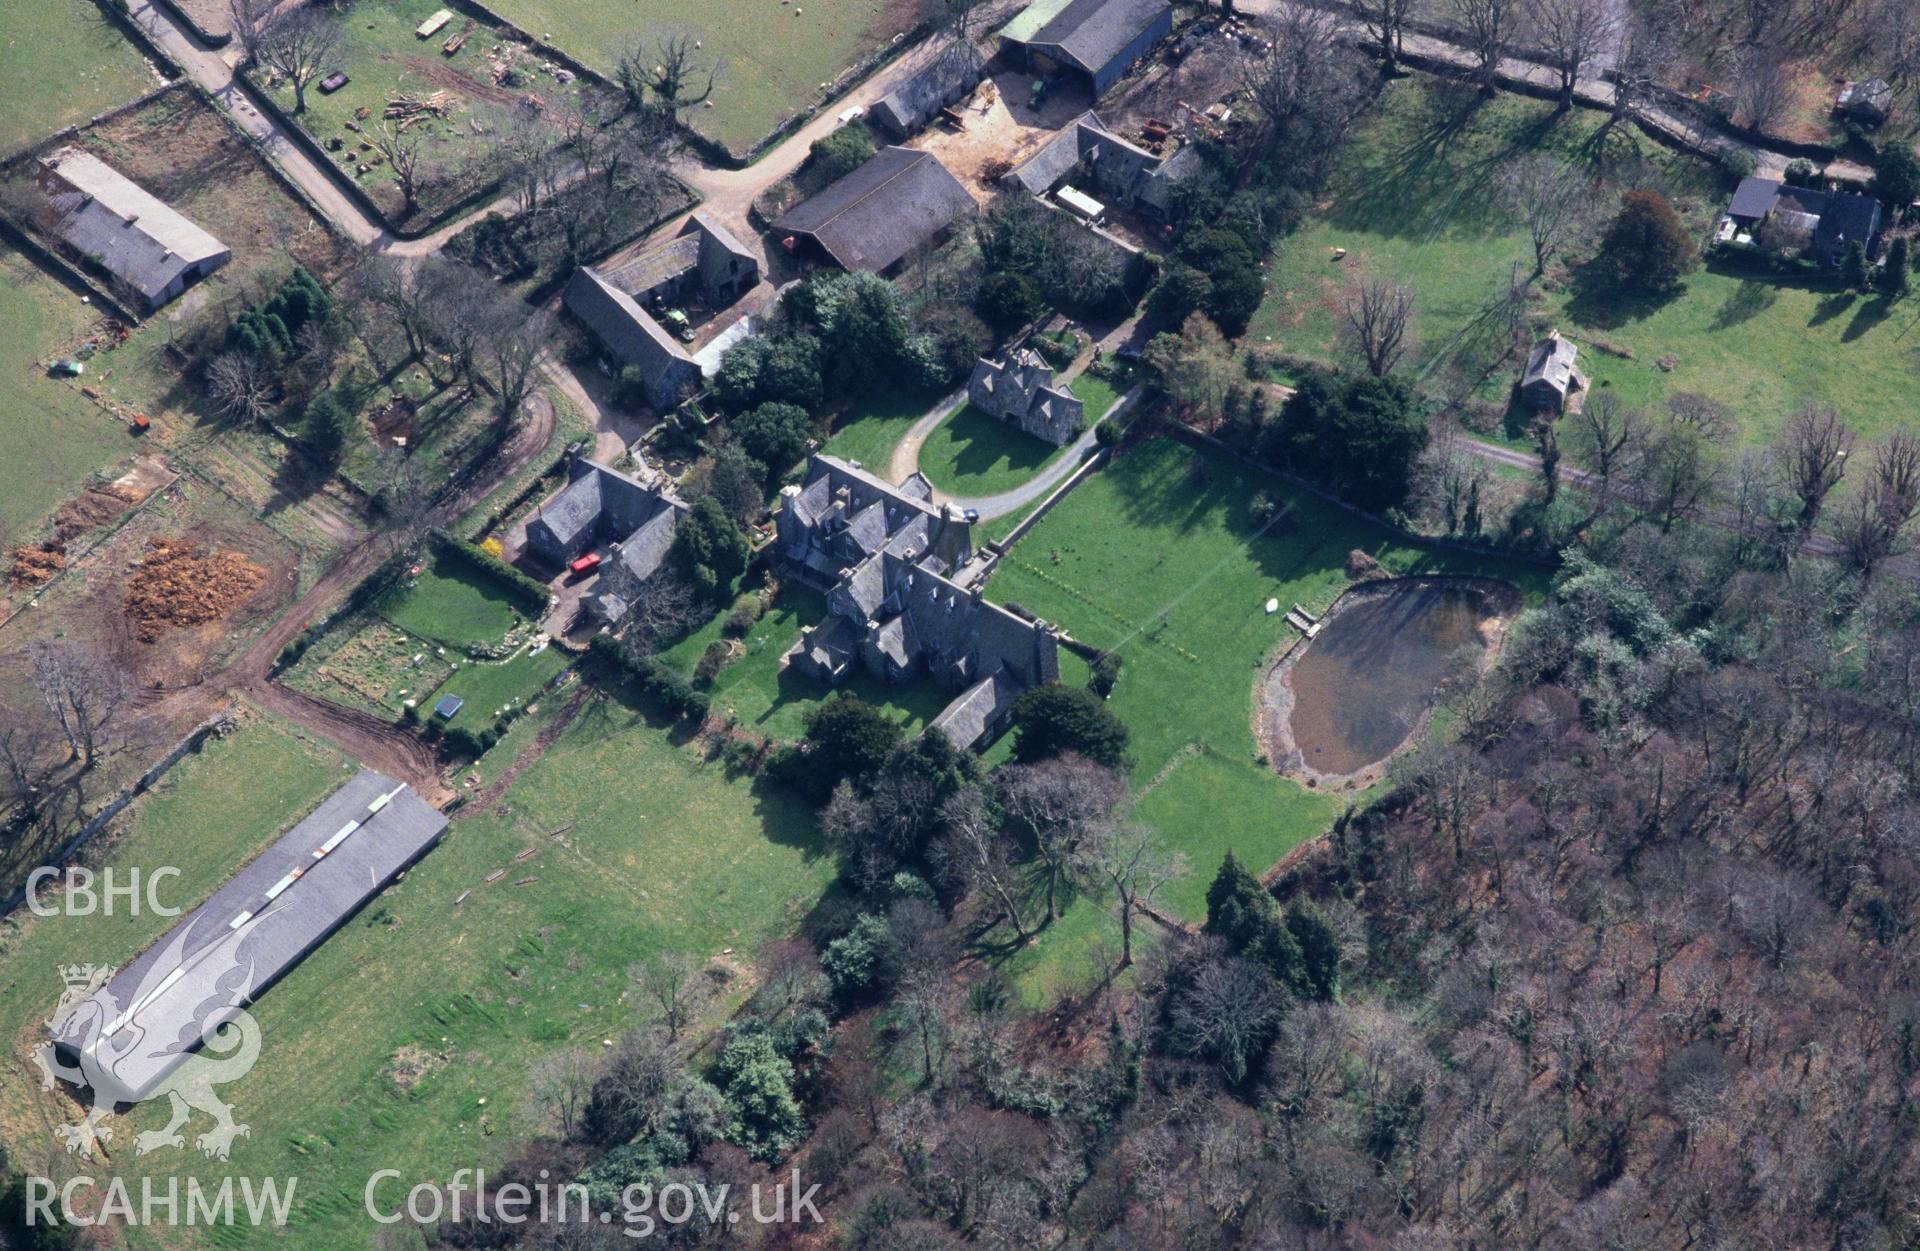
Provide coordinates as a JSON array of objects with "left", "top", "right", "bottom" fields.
[{"left": 1263, "top": 580, "right": 1513, "bottom": 783}]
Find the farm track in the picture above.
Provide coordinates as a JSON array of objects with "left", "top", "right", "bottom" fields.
[
  {"left": 128, "top": 388, "right": 558, "bottom": 802},
  {"left": 191, "top": 431, "right": 367, "bottom": 549}
]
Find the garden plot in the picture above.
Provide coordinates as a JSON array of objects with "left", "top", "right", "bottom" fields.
[
  {"left": 285, "top": 548, "right": 560, "bottom": 729},
  {"left": 0, "top": 474, "right": 300, "bottom": 699},
  {"left": 282, "top": 617, "right": 458, "bottom": 717}
]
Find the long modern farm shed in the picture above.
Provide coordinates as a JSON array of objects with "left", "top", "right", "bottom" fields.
[{"left": 49, "top": 770, "right": 446, "bottom": 1103}]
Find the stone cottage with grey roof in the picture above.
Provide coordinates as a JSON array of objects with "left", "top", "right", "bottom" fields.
[
  {"left": 776, "top": 454, "right": 1061, "bottom": 748},
  {"left": 1003, "top": 110, "right": 1200, "bottom": 223},
  {"left": 526, "top": 456, "right": 688, "bottom": 624},
  {"left": 869, "top": 40, "right": 985, "bottom": 139},
  {"left": 967, "top": 348, "right": 1084, "bottom": 445},
  {"left": 34, "top": 147, "right": 230, "bottom": 313},
  {"left": 563, "top": 213, "right": 760, "bottom": 411},
  {"left": 1519, "top": 331, "right": 1584, "bottom": 413}
]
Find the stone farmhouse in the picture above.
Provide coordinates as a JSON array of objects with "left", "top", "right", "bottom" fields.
[
  {"left": 34, "top": 146, "right": 230, "bottom": 313},
  {"left": 1519, "top": 331, "right": 1585, "bottom": 414},
  {"left": 526, "top": 456, "right": 688, "bottom": 625},
  {"left": 563, "top": 212, "right": 760, "bottom": 411},
  {"left": 869, "top": 40, "right": 985, "bottom": 140},
  {"left": 967, "top": 348, "right": 1085, "bottom": 445},
  {"left": 776, "top": 455, "right": 1062, "bottom": 748},
  {"left": 1003, "top": 110, "right": 1201, "bottom": 223}
]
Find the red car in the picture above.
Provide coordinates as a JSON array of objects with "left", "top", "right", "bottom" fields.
[{"left": 568, "top": 552, "right": 602, "bottom": 577}]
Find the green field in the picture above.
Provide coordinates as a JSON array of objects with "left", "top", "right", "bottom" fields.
[
  {"left": 0, "top": 245, "right": 140, "bottom": 543},
  {"left": 0, "top": 0, "right": 155, "bottom": 153},
  {"left": 662, "top": 584, "right": 957, "bottom": 742},
  {"left": 819, "top": 386, "right": 933, "bottom": 476},
  {"left": 435, "top": 643, "right": 570, "bottom": 727},
  {"left": 916, "top": 403, "right": 1072, "bottom": 497},
  {"left": 380, "top": 551, "right": 530, "bottom": 648},
  {"left": 0, "top": 692, "right": 834, "bottom": 1249},
  {"left": 1254, "top": 77, "right": 1920, "bottom": 446},
  {"left": 486, "top": 0, "right": 921, "bottom": 153},
  {"left": 985, "top": 435, "right": 1544, "bottom": 919}
]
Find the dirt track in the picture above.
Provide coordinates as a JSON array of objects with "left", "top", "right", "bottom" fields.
[{"left": 131, "top": 385, "right": 559, "bottom": 803}]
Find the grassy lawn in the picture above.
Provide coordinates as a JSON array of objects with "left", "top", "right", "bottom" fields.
[
  {"left": 435, "top": 643, "right": 570, "bottom": 728},
  {"left": 379, "top": 551, "right": 530, "bottom": 649},
  {"left": 0, "top": 0, "right": 155, "bottom": 152},
  {"left": 916, "top": 403, "right": 1071, "bottom": 497},
  {"left": 0, "top": 245, "right": 136, "bottom": 542},
  {"left": 1069, "top": 366, "right": 1126, "bottom": 423},
  {"left": 819, "top": 386, "right": 934, "bottom": 477},
  {"left": 985, "top": 435, "right": 1546, "bottom": 920},
  {"left": 484, "top": 0, "right": 929, "bottom": 154},
  {"left": 661, "top": 584, "right": 957, "bottom": 743},
  {"left": 254, "top": 0, "right": 583, "bottom": 226},
  {"left": 0, "top": 689, "right": 835, "bottom": 1249},
  {"left": 1253, "top": 77, "right": 1920, "bottom": 447}
]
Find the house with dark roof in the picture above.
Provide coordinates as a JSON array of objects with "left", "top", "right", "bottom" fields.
[
  {"left": 563, "top": 213, "right": 760, "bottom": 411},
  {"left": 1837, "top": 78, "right": 1895, "bottom": 126},
  {"left": 47, "top": 771, "right": 445, "bottom": 1103},
  {"left": 776, "top": 454, "right": 1060, "bottom": 748},
  {"left": 1519, "top": 331, "right": 1584, "bottom": 413},
  {"left": 34, "top": 147, "right": 230, "bottom": 313},
  {"left": 967, "top": 348, "right": 1084, "bottom": 444},
  {"left": 773, "top": 146, "right": 978, "bottom": 274},
  {"left": 870, "top": 40, "right": 985, "bottom": 140},
  {"left": 526, "top": 456, "right": 688, "bottom": 624},
  {"left": 1721, "top": 176, "right": 1884, "bottom": 269},
  {"left": 1006, "top": 0, "right": 1172, "bottom": 98},
  {"left": 1003, "top": 110, "right": 1200, "bottom": 222}
]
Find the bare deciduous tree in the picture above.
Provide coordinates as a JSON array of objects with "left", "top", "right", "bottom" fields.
[
  {"left": 1498, "top": 153, "right": 1590, "bottom": 276},
  {"left": 1171, "top": 951, "right": 1286, "bottom": 1084},
  {"left": 529, "top": 1046, "right": 599, "bottom": 1139},
  {"left": 205, "top": 351, "right": 275, "bottom": 424},
  {"left": 1353, "top": 0, "right": 1422, "bottom": 74},
  {"left": 632, "top": 952, "right": 707, "bottom": 1042},
  {"left": 367, "top": 122, "right": 427, "bottom": 220},
  {"left": 27, "top": 641, "right": 131, "bottom": 767},
  {"left": 1637, "top": 415, "right": 1722, "bottom": 533},
  {"left": 617, "top": 30, "right": 720, "bottom": 117},
  {"left": 999, "top": 754, "right": 1126, "bottom": 925},
  {"left": 1775, "top": 403, "right": 1854, "bottom": 528},
  {"left": 931, "top": 785, "right": 1032, "bottom": 942},
  {"left": 1532, "top": 0, "right": 1619, "bottom": 105},
  {"left": 1085, "top": 823, "right": 1182, "bottom": 968},
  {"left": 1239, "top": 6, "right": 1371, "bottom": 179},
  {"left": 1447, "top": 0, "right": 1518, "bottom": 94},
  {"left": 1733, "top": 48, "right": 1797, "bottom": 135},
  {"left": 259, "top": 9, "right": 341, "bottom": 115},
  {"left": 1341, "top": 277, "right": 1417, "bottom": 377},
  {"left": 1569, "top": 390, "right": 1648, "bottom": 513}
]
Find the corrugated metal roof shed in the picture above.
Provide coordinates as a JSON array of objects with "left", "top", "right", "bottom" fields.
[
  {"left": 48, "top": 771, "right": 447, "bottom": 1103},
  {"left": 37, "top": 147, "right": 229, "bottom": 309}
]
